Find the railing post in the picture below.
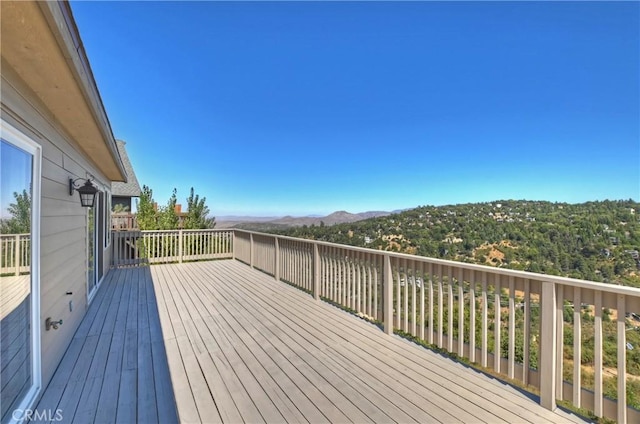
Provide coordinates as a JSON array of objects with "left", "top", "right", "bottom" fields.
[
  {"left": 112, "top": 231, "right": 117, "bottom": 267},
  {"left": 540, "top": 281, "right": 557, "bottom": 411},
  {"left": 178, "top": 229, "right": 183, "bottom": 263},
  {"left": 249, "top": 233, "right": 254, "bottom": 268},
  {"left": 313, "top": 243, "right": 320, "bottom": 301},
  {"left": 383, "top": 254, "right": 393, "bottom": 335},
  {"left": 14, "top": 234, "right": 20, "bottom": 276},
  {"left": 232, "top": 231, "right": 236, "bottom": 260},
  {"left": 274, "top": 237, "right": 280, "bottom": 282}
]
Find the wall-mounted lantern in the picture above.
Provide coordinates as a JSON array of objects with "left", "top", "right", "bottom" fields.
[{"left": 69, "top": 178, "right": 98, "bottom": 208}]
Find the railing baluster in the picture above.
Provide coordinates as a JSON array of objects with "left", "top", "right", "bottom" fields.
[
  {"left": 481, "top": 271, "right": 488, "bottom": 368},
  {"left": 178, "top": 229, "right": 183, "bottom": 263},
  {"left": 573, "top": 287, "right": 582, "bottom": 407},
  {"left": 357, "top": 252, "right": 362, "bottom": 314},
  {"left": 458, "top": 267, "right": 465, "bottom": 357},
  {"left": 617, "top": 294, "right": 627, "bottom": 423},
  {"left": 508, "top": 275, "right": 515, "bottom": 379},
  {"left": 427, "top": 262, "right": 433, "bottom": 345},
  {"left": 274, "top": 237, "right": 280, "bottom": 282},
  {"left": 593, "top": 290, "right": 604, "bottom": 417},
  {"left": 469, "top": 270, "right": 476, "bottom": 363},
  {"left": 438, "top": 264, "right": 443, "bottom": 349},
  {"left": 448, "top": 266, "right": 454, "bottom": 353},
  {"left": 383, "top": 254, "right": 393, "bottom": 335},
  {"left": 313, "top": 243, "right": 320, "bottom": 300},
  {"left": 14, "top": 234, "right": 19, "bottom": 276},
  {"left": 403, "top": 258, "right": 409, "bottom": 333},
  {"left": 523, "top": 278, "right": 531, "bottom": 385},
  {"left": 373, "top": 255, "right": 379, "bottom": 321},
  {"left": 412, "top": 260, "right": 417, "bottom": 337},
  {"left": 494, "top": 274, "right": 501, "bottom": 373},
  {"left": 395, "top": 259, "right": 401, "bottom": 329},
  {"left": 556, "top": 284, "right": 564, "bottom": 400},
  {"left": 540, "top": 280, "right": 557, "bottom": 411}
]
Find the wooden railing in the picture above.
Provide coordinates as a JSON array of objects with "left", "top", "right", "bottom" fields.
[
  {"left": 111, "top": 213, "right": 137, "bottom": 230},
  {"left": 111, "top": 229, "right": 233, "bottom": 267},
  {"left": 0, "top": 234, "right": 30, "bottom": 275},
  {"left": 233, "top": 229, "right": 640, "bottom": 423},
  {"left": 110, "top": 228, "right": 640, "bottom": 422}
]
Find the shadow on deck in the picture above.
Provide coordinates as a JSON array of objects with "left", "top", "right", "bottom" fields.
[{"left": 36, "top": 260, "right": 588, "bottom": 423}]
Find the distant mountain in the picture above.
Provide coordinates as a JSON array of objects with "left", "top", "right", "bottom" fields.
[
  {"left": 217, "top": 215, "right": 280, "bottom": 222},
  {"left": 219, "top": 210, "right": 393, "bottom": 230}
]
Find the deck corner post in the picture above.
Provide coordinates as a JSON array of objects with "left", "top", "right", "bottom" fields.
[
  {"left": 383, "top": 254, "right": 393, "bottom": 335},
  {"left": 249, "top": 233, "right": 254, "bottom": 268},
  {"left": 178, "top": 229, "right": 183, "bottom": 263},
  {"left": 274, "top": 236, "right": 280, "bottom": 282},
  {"left": 313, "top": 243, "right": 320, "bottom": 301},
  {"left": 540, "top": 280, "right": 557, "bottom": 411},
  {"left": 232, "top": 231, "right": 236, "bottom": 260}
]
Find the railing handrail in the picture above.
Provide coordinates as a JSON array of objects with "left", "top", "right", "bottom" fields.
[{"left": 232, "top": 229, "right": 640, "bottom": 298}]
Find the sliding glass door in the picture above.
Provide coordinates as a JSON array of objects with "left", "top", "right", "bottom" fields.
[
  {"left": 87, "top": 191, "right": 105, "bottom": 302},
  {"left": 0, "top": 122, "right": 41, "bottom": 424}
]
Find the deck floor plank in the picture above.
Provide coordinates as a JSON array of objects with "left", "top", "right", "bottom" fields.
[
  {"left": 199, "top": 263, "right": 444, "bottom": 423},
  {"left": 94, "top": 268, "right": 132, "bottom": 424},
  {"left": 160, "top": 263, "right": 224, "bottom": 424},
  {"left": 144, "top": 267, "right": 179, "bottom": 424},
  {"left": 190, "top": 263, "right": 423, "bottom": 424},
  {"left": 162, "top": 265, "right": 270, "bottom": 424},
  {"left": 179, "top": 263, "right": 318, "bottom": 424},
  {"left": 73, "top": 268, "right": 127, "bottom": 424},
  {"left": 35, "top": 260, "right": 588, "bottom": 424},
  {"left": 152, "top": 265, "right": 204, "bottom": 424},
  {"left": 211, "top": 262, "right": 528, "bottom": 423}
]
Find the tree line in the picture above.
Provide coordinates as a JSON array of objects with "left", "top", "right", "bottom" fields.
[{"left": 136, "top": 185, "right": 216, "bottom": 230}]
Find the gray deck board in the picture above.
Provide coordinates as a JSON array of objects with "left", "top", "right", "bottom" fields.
[{"left": 35, "top": 260, "right": 588, "bottom": 423}]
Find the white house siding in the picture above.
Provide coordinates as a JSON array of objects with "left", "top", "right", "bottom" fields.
[{"left": 1, "top": 61, "right": 113, "bottom": 388}]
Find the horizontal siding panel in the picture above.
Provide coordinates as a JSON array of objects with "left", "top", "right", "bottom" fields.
[
  {"left": 41, "top": 227, "right": 85, "bottom": 256},
  {"left": 41, "top": 243, "right": 87, "bottom": 278},
  {"left": 42, "top": 157, "right": 75, "bottom": 185},
  {"left": 41, "top": 215, "right": 86, "bottom": 237},
  {"left": 41, "top": 196, "right": 85, "bottom": 217},
  {"left": 41, "top": 176, "right": 72, "bottom": 202}
]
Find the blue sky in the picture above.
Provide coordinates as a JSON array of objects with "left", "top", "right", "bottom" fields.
[{"left": 70, "top": 1, "right": 639, "bottom": 217}]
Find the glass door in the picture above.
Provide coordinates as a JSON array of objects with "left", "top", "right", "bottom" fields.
[
  {"left": 0, "top": 122, "right": 41, "bottom": 424},
  {"left": 87, "top": 190, "right": 105, "bottom": 302}
]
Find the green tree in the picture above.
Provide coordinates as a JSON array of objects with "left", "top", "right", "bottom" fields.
[
  {"left": 158, "top": 188, "right": 179, "bottom": 230},
  {"left": 136, "top": 185, "right": 158, "bottom": 230},
  {"left": 1, "top": 189, "right": 31, "bottom": 234},
  {"left": 184, "top": 187, "right": 215, "bottom": 229},
  {"left": 112, "top": 203, "right": 130, "bottom": 213}
]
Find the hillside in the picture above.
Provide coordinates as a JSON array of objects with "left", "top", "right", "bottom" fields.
[
  {"left": 271, "top": 199, "right": 640, "bottom": 287},
  {"left": 220, "top": 210, "right": 391, "bottom": 230}
]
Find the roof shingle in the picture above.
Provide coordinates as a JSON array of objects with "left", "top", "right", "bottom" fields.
[{"left": 111, "top": 140, "right": 141, "bottom": 197}]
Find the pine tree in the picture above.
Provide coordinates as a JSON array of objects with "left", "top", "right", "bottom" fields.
[
  {"left": 184, "top": 187, "right": 215, "bottom": 229},
  {"left": 158, "top": 188, "right": 179, "bottom": 230},
  {"left": 136, "top": 185, "right": 158, "bottom": 230}
]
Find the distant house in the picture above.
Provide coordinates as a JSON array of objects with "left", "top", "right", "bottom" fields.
[
  {"left": 111, "top": 139, "right": 141, "bottom": 212},
  {"left": 1, "top": 2, "right": 126, "bottom": 419}
]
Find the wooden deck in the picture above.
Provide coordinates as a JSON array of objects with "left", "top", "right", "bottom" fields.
[
  {"left": 1, "top": 274, "right": 31, "bottom": 423},
  {"left": 35, "top": 260, "right": 588, "bottom": 423}
]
